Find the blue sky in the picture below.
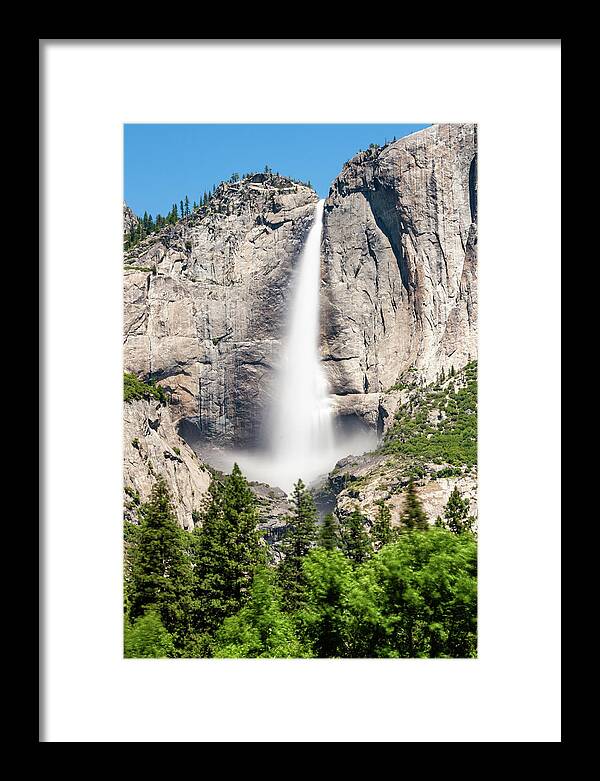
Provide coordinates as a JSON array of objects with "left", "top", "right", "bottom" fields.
[{"left": 124, "top": 124, "right": 430, "bottom": 217}]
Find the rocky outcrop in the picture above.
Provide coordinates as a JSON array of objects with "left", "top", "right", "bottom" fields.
[
  {"left": 123, "top": 202, "right": 139, "bottom": 235},
  {"left": 326, "top": 357, "right": 478, "bottom": 528},
  {"left": 123, "top": 176, "right": 318, "bottom": 447},
  {"left": 123, "top": 398, "right": 211, "bottom": 529},
  {"left": 250, "top": 482, "right": 292, "bottom": 547},
  {"left": 331, "top": 450, "right": 478, "bottom": 531},
  {"left": 321, "top": 124, "right": 477, "bottom": 424}
]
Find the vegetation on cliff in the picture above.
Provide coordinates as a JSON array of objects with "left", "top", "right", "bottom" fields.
[
  {"left": 124, "top": 171, "right": 315, "bottom": 252},
  {"left": 123, "top": 372, "right": 168, "bottom": 405},
  {"left": 383, "top": 361, "right": 477, "bottom": 469}
]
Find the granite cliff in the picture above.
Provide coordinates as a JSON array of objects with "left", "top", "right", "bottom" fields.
[
  {"left": 123, "top": 396, "right": 210, "bottom": 530},
  {"left": 124, "top": 174, "right": 318, "bottom": 447},
  {"left": 123, "top": 124, "right": 478, "bottom": 528},
  {"left": 322, "top": 123, "right": 477, "bottom": 432}
]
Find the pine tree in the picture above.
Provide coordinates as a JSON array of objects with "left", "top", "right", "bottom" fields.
[
  {"left": 127, "top": 478, "right": 194, "bottom": 646},
  {"left": 278, "top": 479, "right": 318, "bottom": 610},
  {"left": 193, "top": 464, "right": 263, "bottom": 635},
  {"left": 399, "top": 480, "right": 429, "bottom": 531},
  {"left": 319, "top": 512, "right": 339, "bottom": 551},
  {"left": 438, "top": 486, "right": 474, "bottom": 534},
  {"left": 339, "top": 508, "right": 371, "bottom": 564},
  {"left": 372, "top": 501, "right": 395, "bottom": 549}
]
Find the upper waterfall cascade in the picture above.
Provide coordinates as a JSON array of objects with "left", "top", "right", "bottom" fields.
[
  {"left": 269, "top": 199, "right": 334, "bottom": 471},
  {"left": 191, "top": 199, "right": 375, "bottom": 494}
]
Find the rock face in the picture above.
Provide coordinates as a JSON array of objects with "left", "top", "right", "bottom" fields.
[
  {"left": 321, "top": 123, "right": 477, "bottom": 424},
  {"left": 123, "top": 398, "right": 211, "bottom": 529},
  {"left": 123, "top": 202, "right": 139, "bottom": 235},
  {"left": 123, "top": 176, "right": 318, "bottom": 446},
  {"left": 332, "top": 450, "right": 478, "bottom": 532},
  {"left": 328, "top": 357, "right": 478, "bottom": 529},
  {"left": 123, "top": 126, "right": 477, "bottom": 451}
]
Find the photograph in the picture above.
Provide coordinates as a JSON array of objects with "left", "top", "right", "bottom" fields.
[{"left": 122, "top": 122, "right": 478, "bottom": 658}]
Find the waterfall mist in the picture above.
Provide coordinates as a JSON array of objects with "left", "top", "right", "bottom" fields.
[{"left": 188, "top": 199, "right": 376, "bottom": 493}]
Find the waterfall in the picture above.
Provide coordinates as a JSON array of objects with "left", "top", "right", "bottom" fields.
[
  {"left": 268, "top": 199, "right": 335, "bottom": 482},
  {"left": 190, "top": 198, "right": 376, "bottom": 494}
]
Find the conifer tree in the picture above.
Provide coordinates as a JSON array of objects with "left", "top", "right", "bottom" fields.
[
  {"left": 339, "top": 508, "right": 371, "bottom": 564},
  {"left": 278, "top": 479, "right": 318, "bottom": 610},
  {"left": 180, "top": 200, "right": 184, "bottom": 219},
  {"left": 193, "top": 464, "right": 263, "bottom": 634},
  {"left": 371, "top": 501, "right": 395, "bottom": 549},
  {"left": 399, "top": 480, "right": 429, "bottom": 531},
  {"left": 318, "top": 512, "right": 339, "bottom": 551},
  {"left": 184, "top": 195, "right": 190, "bottom": 216},
  {"left": 127, "top": 477, "right": 194, "bottom": 645},
  {"left": 437, "top": 486, "right": 474, "bottom": 534}
]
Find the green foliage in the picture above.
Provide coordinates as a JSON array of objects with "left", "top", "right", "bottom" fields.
[
  {"left": 352, "top": 530, "right": 477, "bottom": 657},
  {"left": 124, "top": 484, "right": 141, "bottom": 505},
  {"left": 213, "top": 568, "right": 307, "bottom": 658},
  {"left": 124, "top": 372, "right": 167, "bottom": 405},
  {"left": 296, "top": 530, "right": 477, "bottom": 658},
  {"left": 124, "top": 609, "right": 175, "bottom": 658},
  {"left": 433, "top": 466, "right": 464, "bottom": 479},
  {"left": 436, "top": 486, "right": 475, "bottom": 535},
  {"left": 338, "top": 508, "right": 371, "bottom": 564},
  {"left": 124, "top": 192, "right": 194, "bottom": 251},
  {"left": 399, "top": 480, "right": 429, "bottom": 531},
  {"left": 383, "top": 361, "right": 477, "bottom": 468},
  {"left": 318, "top": 512, "right": 339, "bottom": 551},
  {"left": 296, "top": 549, "right": 355, "bottom": 657},
  {"left": 126, "top": 478, "right": 195, "bottom": 647},
  {"left": 193, "top": 464, "right": 264, "bottom": 635},
  {"left": 372, "top": 501, "right": 395, "bottom": 549},
  {"left": 123, "top": 265, "right": 155, "bottom": 273},
  {"left": 278, "top": 479, "right": 318, "bottom": 610},
  {"left": 122, "top": 480, "right": 477, "bottom": 657}
]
